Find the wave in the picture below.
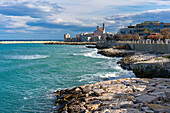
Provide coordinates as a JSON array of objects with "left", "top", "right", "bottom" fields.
[
  {"left": 5, "top": 55, "right": 50, "bottom": 60},
  {"left": 73, "top": 48, "right": 120, "bottom": 60},
  {"left": 78, "top": 70, "right": 135, "bottom": 83}
]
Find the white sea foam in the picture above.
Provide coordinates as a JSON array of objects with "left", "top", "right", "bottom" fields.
[
  {"left": 5, "top": 55, "right": 50, "bottom": 60},
  {"left": 114, "top": 64, "right": 123, "bottom": 70},
  {"left": 23, "top": 97, "right": 28, "bottom": 100},
  {"left": 78, "top": 70, "right": 135, "bottom": 83},
  {"left": 46, "top": 93, "right": 55, "bottom": 99},
  {"left": 74, "top": 48, "right": 120, "bottom": 60}
]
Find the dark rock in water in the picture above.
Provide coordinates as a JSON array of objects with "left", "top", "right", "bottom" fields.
[
  {"left": 97, "top": 48, "right": 135, "bottom": 57},
  {"left": 86, "top": 45, "right": 96, "bottom": 48},
  {"left": 117, "top": 53, "right": 170, "bottom": 78},
  {"left": 113, "top": 44, "right": 132, "bottom": 50}
]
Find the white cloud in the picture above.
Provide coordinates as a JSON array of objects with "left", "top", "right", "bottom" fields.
[
  {"left": 142, "top": 9, "right": 170, "bottom": 13},
  {"left": 0, "top": 0, "right": 169, "bottom": 35},
  {"left": 4, "top": 16, "right": 39, "bottom": 28},
  {"left": 26, "top": 4, "right": 52, "bottom": 12},
  {"left": 5, "top": 30, "right": 31, "bottom": 33}
]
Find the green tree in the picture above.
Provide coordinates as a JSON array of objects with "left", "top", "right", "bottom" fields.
[
  {"left": 160, "top": 28, "right": 170, "bottom": 39},
  {"left": 116, "top": 34, "right": 123, "bottom": 40},
  {"left": 124, "top": 34, "right": 133, "bottom": 40},
  {"left": 133, "top": 33, "right": 139, "bottom": 40}
]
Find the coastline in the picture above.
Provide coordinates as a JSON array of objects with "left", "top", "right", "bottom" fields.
[
  {"left": 54, "top": 46, "right": 170, "bottom": 112},
  {"left": 55, "top": 78, "right": 170, "bottom": 113},
  {"left": 98, "top": 48, "right": 170, "bottom": 78}
]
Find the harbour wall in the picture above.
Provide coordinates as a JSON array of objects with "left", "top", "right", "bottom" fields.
[
  {"left": 44, "top": 41, "right": 96, "bottom": 45},
  {"left": 97, "top": 40, "right": 170, "bottom": 53}
]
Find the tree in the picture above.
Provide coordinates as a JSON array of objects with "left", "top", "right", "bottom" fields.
[
  {"left": 116, "top": 34, "right": 123, "bottom": 40},
  {"left": 106, "top": 36, "right": 111, "bottom": 41},
  {"left": 124, "top": 34, "right": 133, "bottom": 40},
  {"left": 143, "top": 28, "right": 149, "bottom": 34},
  {"left": 149, "top": 29, "right": 154, "bottom": 34},
  {"left": 160, "top": 28, "right": 170, "bottom": 39},
  {"left": 133, "top": 33, "right": 139, "bottom": 40}
]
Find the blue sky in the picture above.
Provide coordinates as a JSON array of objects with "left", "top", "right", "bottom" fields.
[{"left": 0, "top": 0, "right": 170, "bottom": 40}]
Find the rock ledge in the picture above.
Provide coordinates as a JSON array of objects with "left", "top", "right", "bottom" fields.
[{"left": 55, "top": 78, "right": 170, "bottom": 113}]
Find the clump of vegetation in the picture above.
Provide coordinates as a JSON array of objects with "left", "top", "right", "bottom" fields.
[{"left": 162, "top": 55, "right": 170, "bottom": 59}]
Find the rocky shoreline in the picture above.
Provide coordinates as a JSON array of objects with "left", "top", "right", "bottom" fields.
[
  {"left": 98, "top": 48, "right": 170, "bottom": 78},
  {"left": 55, "top": 47, "right": 170, "bottom": 113},
  {"left": 55, "top": 78, "right": 170, "bottom": 113}
]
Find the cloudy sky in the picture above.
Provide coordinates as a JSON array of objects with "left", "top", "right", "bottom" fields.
[{"left": 0, "top": 0, "right": 170, "bottom": 40}]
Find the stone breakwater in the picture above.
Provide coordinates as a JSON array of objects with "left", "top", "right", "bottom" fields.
[
  {"left": 55, "top": 78, "right": 170, "bottom": 113},
  {"left": 98, "top": 48, "right": 170, "bottom": 78},
  {"left": 44, "top": 41, "right": 96, "bottom": 45}
]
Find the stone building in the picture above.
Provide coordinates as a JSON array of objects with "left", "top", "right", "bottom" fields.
[
  {"left": 118, "top": 21, "right": 170, "bottom": 36},
  {"left": 64, "top": 33, "right": 71, "bottom": 42},
  {"left": 93, "top": 23, "right": 105, "bottom": 38},
  {"left": 64, "top": 23, "right": 115, "bottom": 42}
]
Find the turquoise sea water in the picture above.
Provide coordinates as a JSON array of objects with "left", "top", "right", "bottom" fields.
[{"left": 0, "top": 44, "right": 135, "bottom": 112}]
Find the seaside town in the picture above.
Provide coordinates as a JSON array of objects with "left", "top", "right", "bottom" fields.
[
  {"left": 0, "top": 0, "right": 170, "bottom": 112},
  {"left": 0, "top": 20, "right": 170, "bottom": 113},
  {"left": 64, "top": 21, "right": 170, "bottom": 43}
]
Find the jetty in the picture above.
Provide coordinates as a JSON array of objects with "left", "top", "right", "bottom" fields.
[
  {"left": 44, "top": 41, "right": 96, "bottom": 45},
  {"left": 0, "top": 41, "right": 52, "bottom": 44}
]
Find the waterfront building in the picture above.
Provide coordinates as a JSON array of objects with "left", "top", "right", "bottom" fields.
[
  {"left": 118, "top": 26, "right": 136, "bottom": 35},
  {"left": 93, "top": 23, "right": 105, "bottom": 37},
  {"left": 64, "top": 33, "right": 70, "bottom": 38},
  {"left": 64, "top": 33, "right": 71, "bottom": 42},
  {"left": 64, "top": 23, "right": 115, "bottom": 42},
  {"left": 118, "top": 21, "right": 170, "bottom": 36}
]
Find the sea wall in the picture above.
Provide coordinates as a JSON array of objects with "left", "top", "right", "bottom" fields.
[
  {"left": 44, "top": 41, "right": 96, "bottom": 45},
  {"left": 128, "top": 43, "right": 170, "bottom": 53},
  {"left": 96, "top": 41, "right": 170, "bottom": 53}
]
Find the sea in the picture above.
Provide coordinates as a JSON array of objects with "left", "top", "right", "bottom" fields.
[{"left": 0, "top": 44, "right": 135, "bottom": 113}]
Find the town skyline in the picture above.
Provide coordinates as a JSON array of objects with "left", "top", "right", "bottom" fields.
[{"left": 0, "top": 0, "right": 170, "bottom": 40}]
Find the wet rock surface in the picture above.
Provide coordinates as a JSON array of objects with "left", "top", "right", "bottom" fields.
[
  {"left": 98, "top": 48, "right": 135, "bottom": 57},
  {"left": 118, "top": 53, "right": 170, "bottom": 78},
  {"left": 55, "top": 78, "right": 170, "bottom": 113},
  {"left": 98, "top": 48, "right": 170, "bottom": 78}
]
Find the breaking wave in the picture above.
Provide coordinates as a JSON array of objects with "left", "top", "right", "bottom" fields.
[
  {"left": 73, "top": 48, "right": 120, "bottom": 60},
  {"left": 78, "top": 71, "right": 135, "bottom": 84},
  {"left": 5, "top": 55, "right": 50, "bottom": 60}
]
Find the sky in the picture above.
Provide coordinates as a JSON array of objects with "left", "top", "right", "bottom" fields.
[{"left": 0, "top": 0, "right": 170, "bottom": 40}]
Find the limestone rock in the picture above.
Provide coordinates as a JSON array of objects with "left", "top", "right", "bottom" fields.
[
  {"left": 147, "top": 104, "right": 170, "bottom": 112},
  {"left": 55, "top": 78, "right": 170, "bottom": 112},
  {"left": 119, "top": 101, "right": 134, "bottom": 108},
  {"left": 136, "top": 94, "right": 158, "bottom": 103},
  {"left": 93, "top": 89, "right": 105, "bottom": 96}
]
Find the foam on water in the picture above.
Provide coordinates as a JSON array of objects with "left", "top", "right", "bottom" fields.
[
  {"left": 5, "top": 55, "right": 50, "bottom": 60},
  {"left": 78, "top": 70, "right": 135, "bottom": 83},
  {"left": 78, "top": 60, "right": 135, "bottom": 83},
  {"left": 74, "top": 48, "right": 120, "bottom": 60}
]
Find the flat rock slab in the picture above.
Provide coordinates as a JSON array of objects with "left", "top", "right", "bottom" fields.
[{"left": 55, "top": 78, "right": 170, "bottom": 112}]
